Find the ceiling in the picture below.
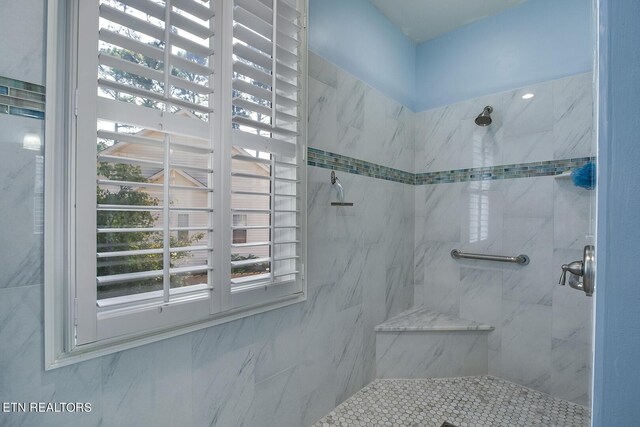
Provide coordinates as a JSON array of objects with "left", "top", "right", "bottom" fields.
[{"left": 369, "top": 0, "right": 527, "bottom": 43}]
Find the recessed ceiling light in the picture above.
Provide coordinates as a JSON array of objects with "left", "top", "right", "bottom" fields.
[{"left": 522, "top": 93, "right": 535, "bottom": 100}]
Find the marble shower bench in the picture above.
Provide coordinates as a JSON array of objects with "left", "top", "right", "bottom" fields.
[{"left": 374, "top": 307, "right": 494, "bottom": 379}]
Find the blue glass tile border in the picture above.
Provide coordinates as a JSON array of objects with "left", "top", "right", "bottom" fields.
[
  {"left": 308, "top": 147, "right": 415, "bottom": 184},
  {"left": 414, "top": 157, "right": 595, "bottom": 185},
  {"left": 0, "top": 76, "right": 45, "bottom": 120},
  {"left": 309, "top": 147, "right": 595, "bottom": 186}
]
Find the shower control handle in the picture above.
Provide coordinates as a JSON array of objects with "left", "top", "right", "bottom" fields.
[
  {"left": 557, "top": 245, "right": 595, "bottom": 297},
  {"left": 558, "top": 261, "right": 584, "bottom": 286},
  {"left": 558, "top": 269, "right": 566, "bottom": 287}
]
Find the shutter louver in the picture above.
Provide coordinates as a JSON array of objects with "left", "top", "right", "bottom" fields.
[
  {"left": 231, "top": 0, "right": 301, "bottom": 154},
  {"left": 95, "top": 0, "right": 216, "bottom": 302},
  {"left": 229, "top": 0, "right": 303, "bottom": 294}
]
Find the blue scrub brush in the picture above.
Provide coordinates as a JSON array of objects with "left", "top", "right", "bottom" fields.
[{"left": 571, "top": 161, "right": 596, "bottom": 190}]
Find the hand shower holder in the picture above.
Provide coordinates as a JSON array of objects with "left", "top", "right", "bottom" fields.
[{"left": 330, "top": 171, "right": 353, "bottom": 207}]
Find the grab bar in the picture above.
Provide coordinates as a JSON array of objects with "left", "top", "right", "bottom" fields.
[{"left": 450, "top": 249, "right": 530, "bottom": 265}]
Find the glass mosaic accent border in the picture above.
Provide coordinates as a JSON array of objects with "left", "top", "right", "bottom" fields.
[
  {"left": 308, "top": 147, "right": 415, "bottom": 184},
  {"left": 309, "top": 147, "right": 595, "bottom": 186},
  {"left": 0, "top": 76, "right": 45, "bottom": 120},
  {"left": 414, "top": 157, "right": 596, "bottom": 185}
]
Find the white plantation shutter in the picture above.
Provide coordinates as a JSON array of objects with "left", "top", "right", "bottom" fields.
[
  {"left": 231, "top": 0, "right": 301, "bottom": 152},
  {"left": 228, "top": 0, "right": 304, "bottom": 304},
  {"left": 75, "top": 0, "right": 221, "bottom": 344},
  {"left": 68, "top": 0, "right": 305, "bottom": 350}
]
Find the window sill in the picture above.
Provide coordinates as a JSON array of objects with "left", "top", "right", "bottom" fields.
[{"left": 97, "top": 283, "right": 212, "bottom": 310}]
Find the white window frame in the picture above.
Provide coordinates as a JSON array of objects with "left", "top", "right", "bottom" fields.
[{"left": 44, "top": 0, "right": 307, "bottom": 369}]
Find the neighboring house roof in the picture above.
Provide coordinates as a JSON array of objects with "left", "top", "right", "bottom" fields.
[
  {"left": 147, "top": 168, "right": 206, "bottom": 188},
  {"left": 100, "top": 111, "right": 270, "bottom": 186}
]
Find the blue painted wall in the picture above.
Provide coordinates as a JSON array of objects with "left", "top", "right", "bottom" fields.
[
  {"left": 414, "top": 0, "right": 593, "bottom": 111},
  {"left": 309, "top": 0, "right": 592, "bottom": 112},
  {"left": 308, "top": 0, "right": 416, "bottom": 110},
  {"left": 592, "top": 0, "right": 640, "bottom": 424}
]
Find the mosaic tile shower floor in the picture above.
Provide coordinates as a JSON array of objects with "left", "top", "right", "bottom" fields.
[{"left": 313, "top": 376, "right": 590, "bottom": 427}]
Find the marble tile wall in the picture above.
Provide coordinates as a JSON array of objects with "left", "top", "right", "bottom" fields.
[
  {"left": 413, "top": 73, "right": 595, "bottom": 406},
  {"left": 415, "top": 74, "right": 594, "bottom": 173},
  {"left": 0, "top": 2, "right": 593, "bottom": 423},
  {"left": 376, "top": 330, "right": 489, "bottom": 379},
  {"left": 305, "top": 55, "right": 416, "bottom": 412},
  {"left": 0, "top": 18, "right": 415, "bottom": 424},
  {"left": 308, "top": 53, "right": 416, "bottom": 174},
  {"left": 0, "top": 0, "right": 45, "bottom": 86}
]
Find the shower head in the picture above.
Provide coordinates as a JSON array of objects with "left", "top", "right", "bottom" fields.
[{"left": 475, "top": 106, "right": 493, "bottom": 126}]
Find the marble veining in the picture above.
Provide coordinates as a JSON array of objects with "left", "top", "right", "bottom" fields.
[
  {"left": 0, "top": 46, "right": 416, "bottom": 426},
  {"left": 0, "top": 116, "right": 44, "bottom": 289},
  {"left": 0, "top": 0, "right": 46, "bottom": 86},
  {"left": 313, "top": 376, "right": 590, "bottom": 427},
  {"left": 375, "top": 307, "right": 494, "bottom": 332},
  {"left": 0, "top": 17, "right": 595, "bottom": 425},
  {"left": 375, "top": 330, "right": 489, "bottom": 380},
  {"left": 415, "top": 73, "right": 594, "bottom": 174},
  {"left": 413, "top": 72, "right": 594, "bottom": 406}
]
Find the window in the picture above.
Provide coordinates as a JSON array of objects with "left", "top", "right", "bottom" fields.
[
  {"left": 232, "top": 228, "right": 247, "bottom": 244},
  {"left": 177, "top": 214, "right": 190, "bottom": 243},
  {"left": 45, "top": 0, "right": 306, "bottom": 365},
  {"left": 232, "top": 214, "right": 247, "bottom": 244}
]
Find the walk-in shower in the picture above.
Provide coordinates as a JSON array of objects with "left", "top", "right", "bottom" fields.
[
  {"left": 311, "top": 0, "right": 596, "bottom": 425},
  {"left": 0, "top": 0, "right": 598, "bottom": 425}
]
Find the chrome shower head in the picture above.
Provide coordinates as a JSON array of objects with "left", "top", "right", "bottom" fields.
[{"left": 475, "top": 106, "right": 493, "bottom": 126}]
